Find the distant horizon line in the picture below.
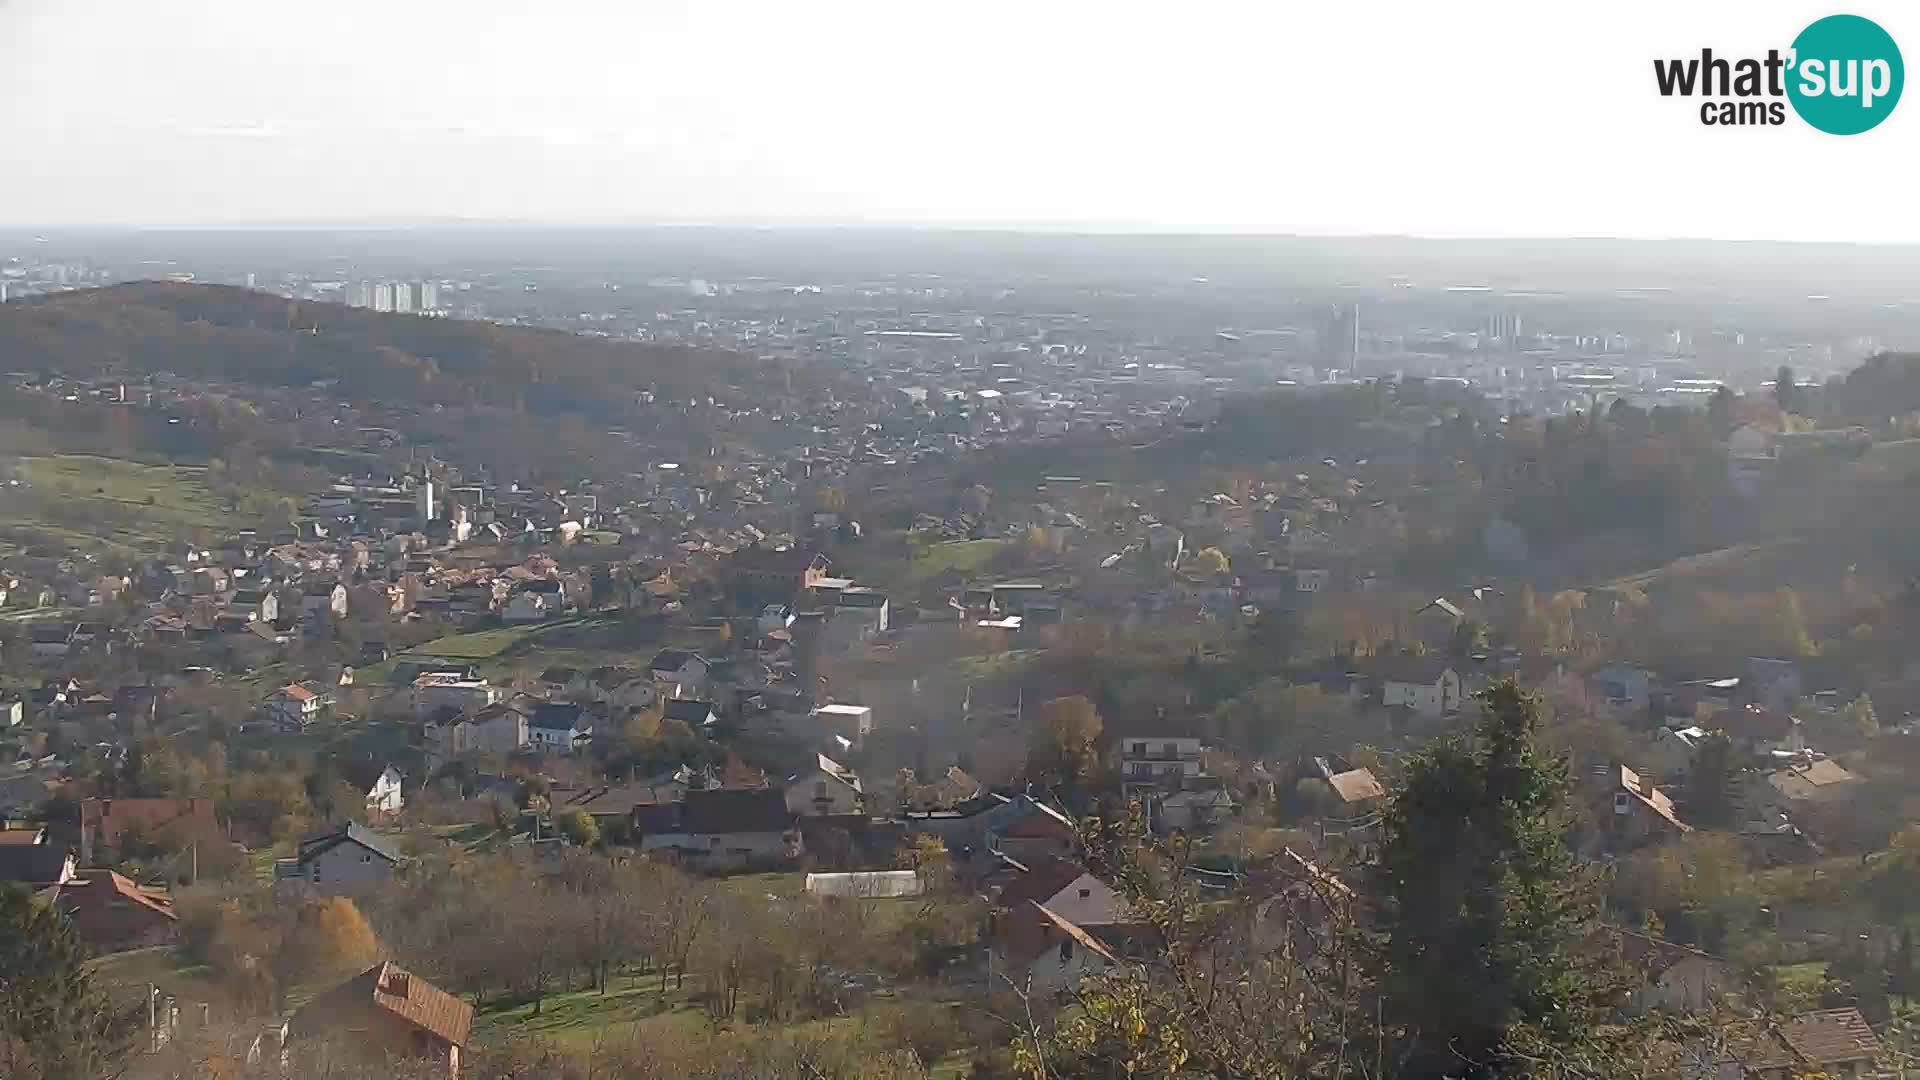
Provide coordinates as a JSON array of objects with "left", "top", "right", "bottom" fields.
[{"left": 1, "top": 218, "right": 1917, "bottom": 249}]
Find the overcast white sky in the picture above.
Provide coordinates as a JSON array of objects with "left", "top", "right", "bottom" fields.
[{"left": 1, "top": 0, "right": 1915, "bottom": 240}]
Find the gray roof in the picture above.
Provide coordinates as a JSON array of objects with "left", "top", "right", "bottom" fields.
[{"left": 297, "top": 822, "right": 402, "bottom": 866}]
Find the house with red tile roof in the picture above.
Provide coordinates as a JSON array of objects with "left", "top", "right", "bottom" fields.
[
  {"left": 78, "top": 797, "right": 218, "bottom": 864},
  {"left": 292, "top": 962, "right": 473, "bottom": 1079},
  {"left": 45, "top": 868, "right": 177, "bottom": 951}
]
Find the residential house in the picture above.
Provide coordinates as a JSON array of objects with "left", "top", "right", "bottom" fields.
[
  {"left": 785, "top": 753, "right": 863, "bottom": 817},
  {"left": 275, "top": 823, "right": 404, "bottom": 894},
  {"left": 79, "top": 797, "right": 218, "bottom": 865},
  {"left": 300, "top": 581, "right": 350, "bottom": 620},
  {"left": 991, "top": 860, "right": 1142, "bottom": 994},
  {"left": 585, "top": 666, "right": 656, "bottom": 711},
  {"left": 1379, "top": 657, "right": 1462, "bottom": 718},
  {"left": 1604, "top": 766, "right": 1692, "bottom": 848},
  {"left": 1310, "top": 764, "right": 1383, "bottom": 841},
  {"left": 1410, "top": 596, "right": 1468, "bottom": 649},
  {"left": 344, "top": 761, "right": 405, "bottom": 820},
  {"left": 28, "top": 622, "right": 76, "bottom": 658},
  {"left": 557, "top": 782, "right": 680, "bottom": 839},
  {"left": 757, "top": 604, "right": 794, "bottom": 637},
  {"left": 0, "top": 836, "right": 75, "bottom": 885},
  {"left": 46, "top": 869, "right": 178, "bottom": 951},
  {"left": 996, "top": 901, "right": 1126, "bottom": 997},
  {"left": 539, "top": 666, "right": 587, "bottom": 699},
  {"left": 412, "top": 674, "right": 501, "bottom": 721},
  {"left": 1607, "top": 928, "right": 1728, "bottom": 1014},
  {"left": 1727, "top": 1007, "right": 1881, "bottom": 1079},
  {"left": 422, "top": 715, "right": 475, "bottom": 773},
  {"left": 502, "top": 588, "right": 557, "bottom": 623},
  {"left": 1118, "top": 736, "right": 1206, "bottom": 797},
  {"left": 447, "top": 580, "right": 506, "bottom": 623},
  {"left": 350, "top": 581, "right": 410, "bottom": 617},
  {"left": 228, "top": 588, "right": 278, "bottom": 623},
  {"left": 724, "top": 545, "right": 830, "bottom": 600},
  {"left": 469, "top": 701, "right": 530, "bottom": 756},
  {"left": 634, "top": 788, "right": 803, "bottom": 871},
  {"left": 266, "top": 682, "right": 333, "bottom": 732},
  {"left": 292, "top": 962, "right": 473, "bottom": 1080},
  {"left": 1745, "top": 657, "right": 1804, "bottom": 713},
  {"left": 113, "top": 685, "right": 173, "bottom": 730},
  {"left": 662, "top": 698, "right": 720, "bottom": 731},
  {"left": 987, "top": 798, "right": 1079, "bottom": 866},
  {"left": 824, "top": 586, "right": 890, "bottom": 650},
  {"left": 527, "top": 702, "right": 594, "bottom": 752},
  {"left": 1590, "top": 664, "right": 1653, "bottom": 713},
  {"left": 1647, "top": 725, "right": 1713, "bottom": 781},
  {"left": 1668, "top": 677, "right": 1743, "bottom": 724},
  {"left": 1157, "top": 786, "right": 1238, "bottom": 832},
  {"left": 649, "top": 649, "right": 710, "bottom": 699},
  {"left": 1765, "top": 758, "right": 1864, "bottom": 805},
  {"left": 899, "top": 766, "right": 983, "bottom": 812},
  {"left": 1714, "top": 705, "right": 1803, "bottom": 756},
  {"left": 995, "top": 858, "right": 1130, "bottom": 927}
]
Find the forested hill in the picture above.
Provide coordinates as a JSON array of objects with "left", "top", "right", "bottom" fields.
[{"left": 0, "top": 282, "right": 751, "bottom": 417}]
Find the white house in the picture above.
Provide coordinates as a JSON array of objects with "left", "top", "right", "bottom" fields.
[
  {"left": 1379, "top": 658, "right": 1461, "bottom": 718},
  {"left": 266, "top": 683, "right": 331, "bottom": 731},
  {"left": 350, "top": 764, "right": 404, "bottom": 819},
  {"left": 785, "top": 753, "right": 864, "bottom": 817}
]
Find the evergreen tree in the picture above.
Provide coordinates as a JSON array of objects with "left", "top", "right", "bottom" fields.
[
  {"left": 0, "top": 884, "right": 130, "bottom": 1080},
  {"left": 1370, "top": 680, "right": 1620, "bottom": 1077},
  {"left": 1708, "top": 385, "right": 1736, "bottom": 435},
  {"left": 1684, "top": 731, "right": 1737, "bottom": 829},
  {"left": 1776, "top": 365, "right": 1802, "bottom": 414},
  {"left": 1890, "top": 926, "right": 1916, "bottom": 1009}
]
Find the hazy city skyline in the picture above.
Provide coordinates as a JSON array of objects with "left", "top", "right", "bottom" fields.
[{"left": 2, "top": 0, "right": 1916, "bottom": 242}]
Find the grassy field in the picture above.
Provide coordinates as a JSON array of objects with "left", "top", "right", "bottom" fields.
[
  {"left": 405, "top": 624, "right": 545, "bottom": 660},
  {"left": 866, "top": 538, "right": 1009, "bottom": 596},
  {"left": 0, "top": 454, "right": 285, "bottom": 552},
  {"left": 472, "top": 976, "right": 708, "bottom": 1047},
  {"left": 398, "top": 614, "right": 682, "bottom": 682}
]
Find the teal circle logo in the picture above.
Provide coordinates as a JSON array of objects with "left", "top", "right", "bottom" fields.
[{"left": 1787, "top": 14, "right": 1903, "bottom": 134}]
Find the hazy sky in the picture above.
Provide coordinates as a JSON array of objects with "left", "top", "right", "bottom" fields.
[{"left": 2, "top": 0, "right": 1915, "bottom": 240}]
